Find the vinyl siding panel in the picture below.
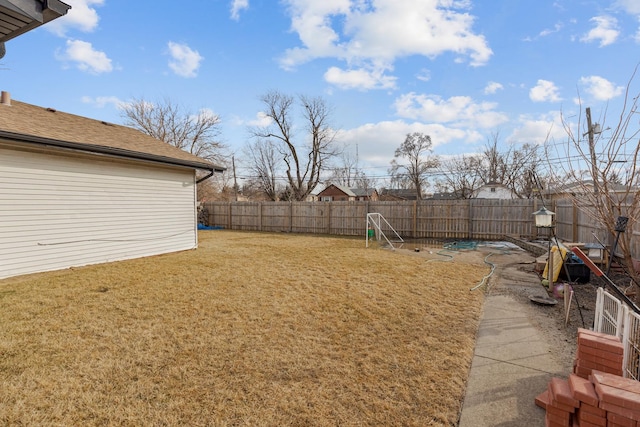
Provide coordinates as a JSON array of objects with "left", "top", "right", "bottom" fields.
[{"left": 0, "top": 144, "right": 197, "bottom": 279}]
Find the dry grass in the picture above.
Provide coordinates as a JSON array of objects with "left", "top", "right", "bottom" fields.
[{"left": 0, "top": 231, "right": 487, "bottom": 426}]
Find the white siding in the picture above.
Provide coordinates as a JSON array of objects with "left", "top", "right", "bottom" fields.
[
  {"left": 0, "top": 144, "right": 197, "bottom": 279},
  {"left": 475, "top": 185, "right": 515, "bottom": 199}
]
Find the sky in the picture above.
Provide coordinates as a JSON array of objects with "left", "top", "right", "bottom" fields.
[{"left": 3, "top": 0, "right": 640, "bottom": 184}]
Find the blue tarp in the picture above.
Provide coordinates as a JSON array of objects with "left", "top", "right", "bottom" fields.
[{"left": 197, "top": 224, "right": 223, "bottom": 230}]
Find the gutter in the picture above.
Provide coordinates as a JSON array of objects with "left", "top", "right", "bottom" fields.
[
  {"left": 0, "top": 129, "right": 226, "bottom": 174},
  {"left": 196, "top": 170, "right": 215, "bottom": 184},
  {"left": 0, "top": 0, "right": 72, "bottom": 43}
]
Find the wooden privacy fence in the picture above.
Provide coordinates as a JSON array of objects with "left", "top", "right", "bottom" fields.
[
  {"left": 202, "top": 199, "right": 549, "bottom": 241},
  {"left": 203, "top": 198, "right": 639, "bottom": 259},
  {"left": 554, "top": 198, "right": 640, "bottom": 262}
]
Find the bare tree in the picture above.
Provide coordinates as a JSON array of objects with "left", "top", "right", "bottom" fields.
[
  {"left": 389, "top": 132, "right": 439, "bottom": 200},
  {"left": 434, "top": 133, "right": 545, "bottom": 199},
  {"left": 250, "top": 91, "right": 338, "bottom": 201},
  {"left": 329, "top": 150, "right": 359, "bottom": 187},
  {"left": 121, "top": 97, "right": 225, "bottom": 164},
  {"left": 436, "top": 154, "right": 484, "bottom": 198},
  {"left": 550, "top": 68, "right": 640, "bottom": 299},
  {"left": 354, "top": 171, "right": 377, "bottom": 194},
  {"left": 480, "top": 133, "right": 544, "bottom": 198},
  {"left": 327, "top": 147, "right": 377, "bottom": 191},
  {"left": 243, "top": 139, "right": 282, "bottom": 201}
]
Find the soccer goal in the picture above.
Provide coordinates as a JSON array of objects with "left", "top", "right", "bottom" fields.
[{"left": 366, "top": 213, "right": 404, "bottom": 249}]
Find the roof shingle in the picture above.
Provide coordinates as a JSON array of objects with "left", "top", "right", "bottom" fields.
[{"left": 0, "top": 96, "right": 224, "bottom": 172}]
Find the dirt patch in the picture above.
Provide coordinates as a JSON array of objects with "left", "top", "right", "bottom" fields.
[{"left": 396, "top": 241, "right": 599, "bottom": 372}]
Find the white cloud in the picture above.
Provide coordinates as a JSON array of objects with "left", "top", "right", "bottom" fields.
[
  {"left": 46, "top": 0, "right": 104, "bottom": 36},
  {"left": 484, "top": 81, "right": 503, "bottom": 95},
  {"left": 529, "top": 80, "right": 562, "bottom": 103},
  {"left": 324, "top": 66, "right": 396, "bottom": 90},
  {"left": 614, "top": 0, "right": 640, "bottom": 15},
  {"left": 581, "top": 16, "right": 619, "bottom": 47},
  {"left": 525, "top": 22, "right": 564, "bottom": 41},
  {"left": 195, "top": 108, "right": 221, "bottom": 122},
  {"left": 615, "top": 1, "right": 640, "bottom": 43},
  {"left": 81, "top": 95, "right": 123, "bottom": 109},
  {"left": 539, "top": 22, "right": 564, "bottom": 37},
  {"left": 230, "top": 0, "right": 249, "bottom": 20},
  {"left": 616, "top": 1, "right": 640, "bottom": 43},
  {"left": 337, "top": 120, "right": 483, "bottom": 167},
  {"left": 167, "top": 42, "right": 203, "bottom": 78},
  {"left": 280, "top": 0, "right": 492, "bottom": 74},
  {"left": 56, "top": 39, "right": 112, "bottom": 74},
  {"left": 247, "top": 111, "right": 273, "bottom": 127},
  {"left": 578, "top": 76, "right": 624, "bottom": 101},
  {"left": 416, "top": 69, "right": 431, "bottom": 82},
  {"left": 507, "top": 112, "right": 566, "bottom": 145},
  {"left": 393, "top": 93, "right": 509, "bottom": 129}
]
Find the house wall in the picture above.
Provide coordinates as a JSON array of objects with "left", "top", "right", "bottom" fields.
[
  {"left": 317, "top": 186, "right": 351, "bottom": 201},
  {"left": 475, "top": 186, "right": 514, "bottom": 199},
  {"left": 0, "top": 143, "right": 198, "bottom": 279}
]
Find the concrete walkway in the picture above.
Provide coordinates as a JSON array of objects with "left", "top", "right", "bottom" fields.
[{"left": 458, "top": 249, "right": 570, "bottom": 427}]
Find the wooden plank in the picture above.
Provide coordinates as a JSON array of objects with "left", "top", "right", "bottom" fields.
[{"left": 199, "top": 199, "right": 639, "bottom": 262}]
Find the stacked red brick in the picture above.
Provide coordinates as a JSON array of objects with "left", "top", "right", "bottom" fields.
[
  {"left": 574, "top": 328, "right": 624, "bottom": 379},
  {"left": 535, "top": 328, "right": 640, "bottom": 426},
  {"left": 570, "top": 373, "right": 607, "bottom": 427},
  {"left": 592, "top": 370, "right": 640, "bottom": 426},
  {"left": 536, "top": 377, "right": 579, "bottom": 426}
]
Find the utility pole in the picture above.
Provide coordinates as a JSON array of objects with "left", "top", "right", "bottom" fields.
[
  {"left": 586, "top": 107, "right": 599, "bottom": 197},
  {"left": 232, "top": 155, "right": 239, "bottom": 202}
]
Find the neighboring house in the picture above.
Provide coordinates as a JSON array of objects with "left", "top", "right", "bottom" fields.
[
  {"left": 351, "top": 187, "right": 378, "bottom": 201},
  {"left": 0, "top": 92, "right": 225, "bottom": 279},
  {"left": 306, "top": 187, "right": 321, "bottom": 202},
  {"left": 317, "top": 184, "right": 378, "bottom": 201},
  {"left": 548, "top": 180, "right": 635, "bottom": 201},
  {"left": 473, "top": 182, "right": 517, "bottom": 199},
  {"left": 431, "top": 192, "right": 458, "bottom": 200},
  {"left": 378, "top": 188, "right": 419, "bottom": 201}
]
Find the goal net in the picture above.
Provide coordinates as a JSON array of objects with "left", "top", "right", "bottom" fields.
[{"left": 366, "top": 213, "right": 404, "bottom": 249}]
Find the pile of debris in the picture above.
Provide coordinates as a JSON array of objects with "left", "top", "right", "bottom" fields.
[{"left": 536, "top": 328, "right": 640, "bottom": 426}]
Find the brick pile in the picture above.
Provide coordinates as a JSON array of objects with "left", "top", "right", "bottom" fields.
[
  {"left": 574, "top": 328, "right": 624, "bottom": 379},
  {"left": 535, "top": 328, "right": 640, "bottom": 426}
]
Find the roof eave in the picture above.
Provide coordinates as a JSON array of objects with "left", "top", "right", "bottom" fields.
[
  {"left": 0, "top": 130, "right": 226, "bottom": 173},
  {"left": 0, "top": 0, "right": 71, "bottom": 43}
]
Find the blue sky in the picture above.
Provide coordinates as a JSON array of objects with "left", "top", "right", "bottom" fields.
[{"left": 3, "top": 0, "right": 640, "bottom": 182}]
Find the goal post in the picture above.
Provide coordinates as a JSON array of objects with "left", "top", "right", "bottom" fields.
[{"left": 366, "top": 213, "right": 404, "bottom": 249}]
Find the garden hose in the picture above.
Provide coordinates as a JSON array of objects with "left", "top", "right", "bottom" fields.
[
  {"left": 468, "top": 241, "right": 519, "bottom": 291},
  {"left": 470, "top": 252, "right": 497, "bottom": 291},
  {"left": 425, "top": 249, "right": 455, "bottom": 263},
  {"left": 420, "top": 240, "right": 510, "bottom": 290}
]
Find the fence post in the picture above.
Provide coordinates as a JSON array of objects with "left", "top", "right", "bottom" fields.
[
  {"left": 289, "top": 201, "right": 293, "bottom": 233},
  {"left": 572, "top": 201, "right": 578, "bottom": 242},
  {"left": 468, "top": 200, "right": 473, "bottom": 240},
  {"left": 211, "top": 199, "right": 618, "bottom": 245},
  {"left": 412, "top": 201, "right": 417, "bottom": 238},
  {"left": 533, "top": 199, "right": 538, "bottom": 240}
]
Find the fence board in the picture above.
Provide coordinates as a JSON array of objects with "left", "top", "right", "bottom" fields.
[
  {"left": 201, "top": 198, "right": 638, "bottom": 260},
  {"left": 204, "top": 199, "right": 540, "bottom": 240}
]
